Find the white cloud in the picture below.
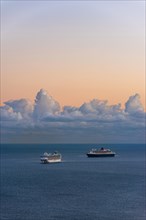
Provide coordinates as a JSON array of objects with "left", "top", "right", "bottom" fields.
[
  {"left": 33, "top": 89, "right": 60, "bottom": 120},
  {"left": 4, "top": 99, "right": 33, "bottom": 119},
  {"left": 79, "top": 99, "right": 108, "bottom": 114},
  {"left": 80, "top": 99, "right": 124, "bottom": 119},
  {"left": 0, "top": 89, "right": 145, "bottom": 143},
  {"left": 1, "top": 105, "right": 22, "bottom": 121},
  {"left": 125, "top": 93, "right": 144, "bottom": 114}
]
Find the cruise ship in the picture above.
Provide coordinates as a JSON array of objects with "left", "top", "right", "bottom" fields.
[
  {"left": 40, "top": 151, "right": 62, "bottom": 163},
  {"left": 87, "top": 147, "right": 116, "bottom": 157}
]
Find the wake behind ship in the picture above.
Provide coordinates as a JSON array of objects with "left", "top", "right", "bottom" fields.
[
  {"left": 40, "top": 151, "right": 62, "bottom": 163},
  {"left": 87, "top": 147, "right": 116, "bottom": 157}
]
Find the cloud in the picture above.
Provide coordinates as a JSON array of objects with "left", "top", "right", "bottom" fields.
[
  {"left": 1, "top": 105, "right": 22, "bottom": 121},
  {"left": 33, "top": 89, "right": 60, "bottom": 120},
  {"left": 0, "top": 89, "right": 145, "bottom": 143},
  {"left": 4, "top": 99, "right": 33, "bottom": 119},
  {"left": 125, "top": 93, "right": 144, "bottom": 114},
  {"left": 79, "top": 99, "right": 125, "bottom": 122}
]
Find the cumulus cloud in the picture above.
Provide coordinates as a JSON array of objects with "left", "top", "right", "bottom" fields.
[
  {"left": 80, "top": 99, "right": 108, "bottom": 114},
  {"left": 125, "top": 94, "right": 144, "bottom": 114},
  {"left": 33, "top": 89, "right": 60, "bottom": 120},
  {"left": 1, "top": 105, "right": 22, "bottom": 121},
  {"left": 0, "top": 89, "right": 145, "bottom": 143},
  {"left": 79, "top": 99, "right": 124, "bottom": 122},
  {"left": 4, "top": 99, "right": 33, "bottom": 119}
]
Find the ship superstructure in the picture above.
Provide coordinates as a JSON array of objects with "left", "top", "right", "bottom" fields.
[{"left": 40, "top": 151, "right": 62, "bottom": 163}]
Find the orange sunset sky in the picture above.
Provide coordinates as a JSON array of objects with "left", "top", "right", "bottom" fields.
[{"left": 1, "top": 1, "right": 145, "bottom": 109}]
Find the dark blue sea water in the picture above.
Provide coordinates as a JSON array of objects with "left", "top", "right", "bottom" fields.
[{"left": 0, "top": 144, "right": 145, "bottom": 220}]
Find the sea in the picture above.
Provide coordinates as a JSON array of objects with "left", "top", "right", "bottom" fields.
[{"left": 0, "top": 144, "right": 145, "bottom": 220}]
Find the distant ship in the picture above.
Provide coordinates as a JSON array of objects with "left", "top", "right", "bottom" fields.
[
  {"left": 40, "top": 151, "right": 62, "bottom": 163},
  {"left": 87, "top": 147, "right": 116, "bottom": 157}
]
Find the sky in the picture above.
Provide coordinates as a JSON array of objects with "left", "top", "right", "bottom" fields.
[{"left": 1, "top": 0, "right": 145, "bottom": 143}]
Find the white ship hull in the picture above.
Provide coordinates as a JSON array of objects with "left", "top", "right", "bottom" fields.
[
  {"left": 41, "top": 158, "right": 62, "bottom": 164},
  {"left": 46, "top": 158, "right": 61, "bottom": 163},
  {"left": 40, "top": 152, "right": 62, "bottom": 164}
]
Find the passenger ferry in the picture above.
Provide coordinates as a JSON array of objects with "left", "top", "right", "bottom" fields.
[{"left": 40, "top": 151, "right": 62, "bottom": 163}]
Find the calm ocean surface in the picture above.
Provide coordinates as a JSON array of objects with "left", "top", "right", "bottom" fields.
[{"left": 0, "top": 144, "right": 145, "bottom": 220}]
